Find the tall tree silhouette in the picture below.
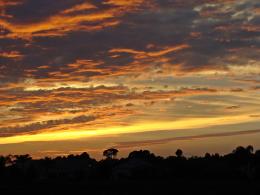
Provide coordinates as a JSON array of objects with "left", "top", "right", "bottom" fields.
[
  {"left": 176, "top": 149, "right": 183, "bottom": 158},
  {"left": 103, "top": 148, "right": 119, "bottom": 159}
]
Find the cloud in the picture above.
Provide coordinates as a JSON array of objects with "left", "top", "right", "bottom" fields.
[
  {"left": 0, "top": 84, "right": 218, "bottom": 137},
  {"left": 0, "top": 51, "right": 23, "bottom": 59},
  {"left": 226, "top": 105, "right": 240, "bottom": 110},
  {"left": 0, "top": 0, "right": 147, "bottom": 38},
  {"left": 0, "top": 0, "right": 259, "bottom": 85},
  {"left": 109, "top": 44, "right": 190, "bottom": 58},
  {"left": 115, "top": 129, "right": 260, "bottom": 148},
  {"left": 0, "top": 115, "right": 96, "bottom": 137},
  {"left": 0, "top": 0, "right": 259, "bottom": 142},
  {"left": 0, "top": 85, "right": 217, "bottom": 107}
]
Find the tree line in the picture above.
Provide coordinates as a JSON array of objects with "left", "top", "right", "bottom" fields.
[{"left": 1, "top": 145, "right": 260, "bottom": 194}]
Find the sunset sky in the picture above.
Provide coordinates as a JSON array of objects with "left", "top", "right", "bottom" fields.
[{"left": 0, "top": 0, "right": 259, "bottom": 159}]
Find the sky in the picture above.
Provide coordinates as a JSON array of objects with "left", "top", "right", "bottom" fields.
[{"left": 0, "top": 0, "right": 260, "bottom": 159}]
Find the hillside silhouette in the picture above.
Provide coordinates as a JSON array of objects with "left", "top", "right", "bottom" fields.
[{"left": 1, "top": 145, "right": 260, "bottom": 194}]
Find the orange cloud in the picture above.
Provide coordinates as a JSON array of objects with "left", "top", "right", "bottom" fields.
[
  {"left": 0, "top": 0, "right": 147, "bottom": 38},
  {"left": 0, "top": 83, "right": 219, "bottom": 137},
  {"left": 0, "top": 11, "right": 115, "bottom": 38},
  {"left": 109, "top": 44, "right": 190, "bottom": 59},
  {"left": 0, "top": 51, "right": 23, "bottom": 59},
  {"left": 61, "top": 3, "right": 97, "bottom": 14}
]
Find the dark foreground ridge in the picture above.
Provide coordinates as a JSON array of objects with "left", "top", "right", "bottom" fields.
[{"left": 1, "top": 145, "right": 260, "bottom": 194}]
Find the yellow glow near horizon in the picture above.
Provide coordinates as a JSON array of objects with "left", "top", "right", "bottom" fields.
[{"left": 0, "top": 113, "right": 258, "bottom": 145}]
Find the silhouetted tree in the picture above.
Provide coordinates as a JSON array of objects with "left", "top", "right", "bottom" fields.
[
  {"left": 103, "top": 148, "right": 119, "bottom": 159},
  {"left": 255, "top": 150, "right": 260, "bottom": 157},
  {"left": 233, "top": 145, "right": 254, "bottom": 157},
  {"left": 0, "top": 145, "right": 260, "bottom": 195},
  {"left": 213, "top": 153, "right": 220, "bottom": 159},
  {"left": 14, "top": 154, "right": 32, "bottom": 164},
  {"left": 0, "top": 155, "right": 11, "bottom": 170},
  {"left": 246, "top": 145, "right": 254, "bottom": 154},
  {"left": 79, "top": 152, "right": 90, "bottom": 159},
  {"left": 128, "top": 150, "right": 156, "bottom": 160},
  {"left": 205, "top": 153, "right": 211, "bottom": 159},
  {"left": 176, "top": 149, "right": 183, "bottom": 158}
]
